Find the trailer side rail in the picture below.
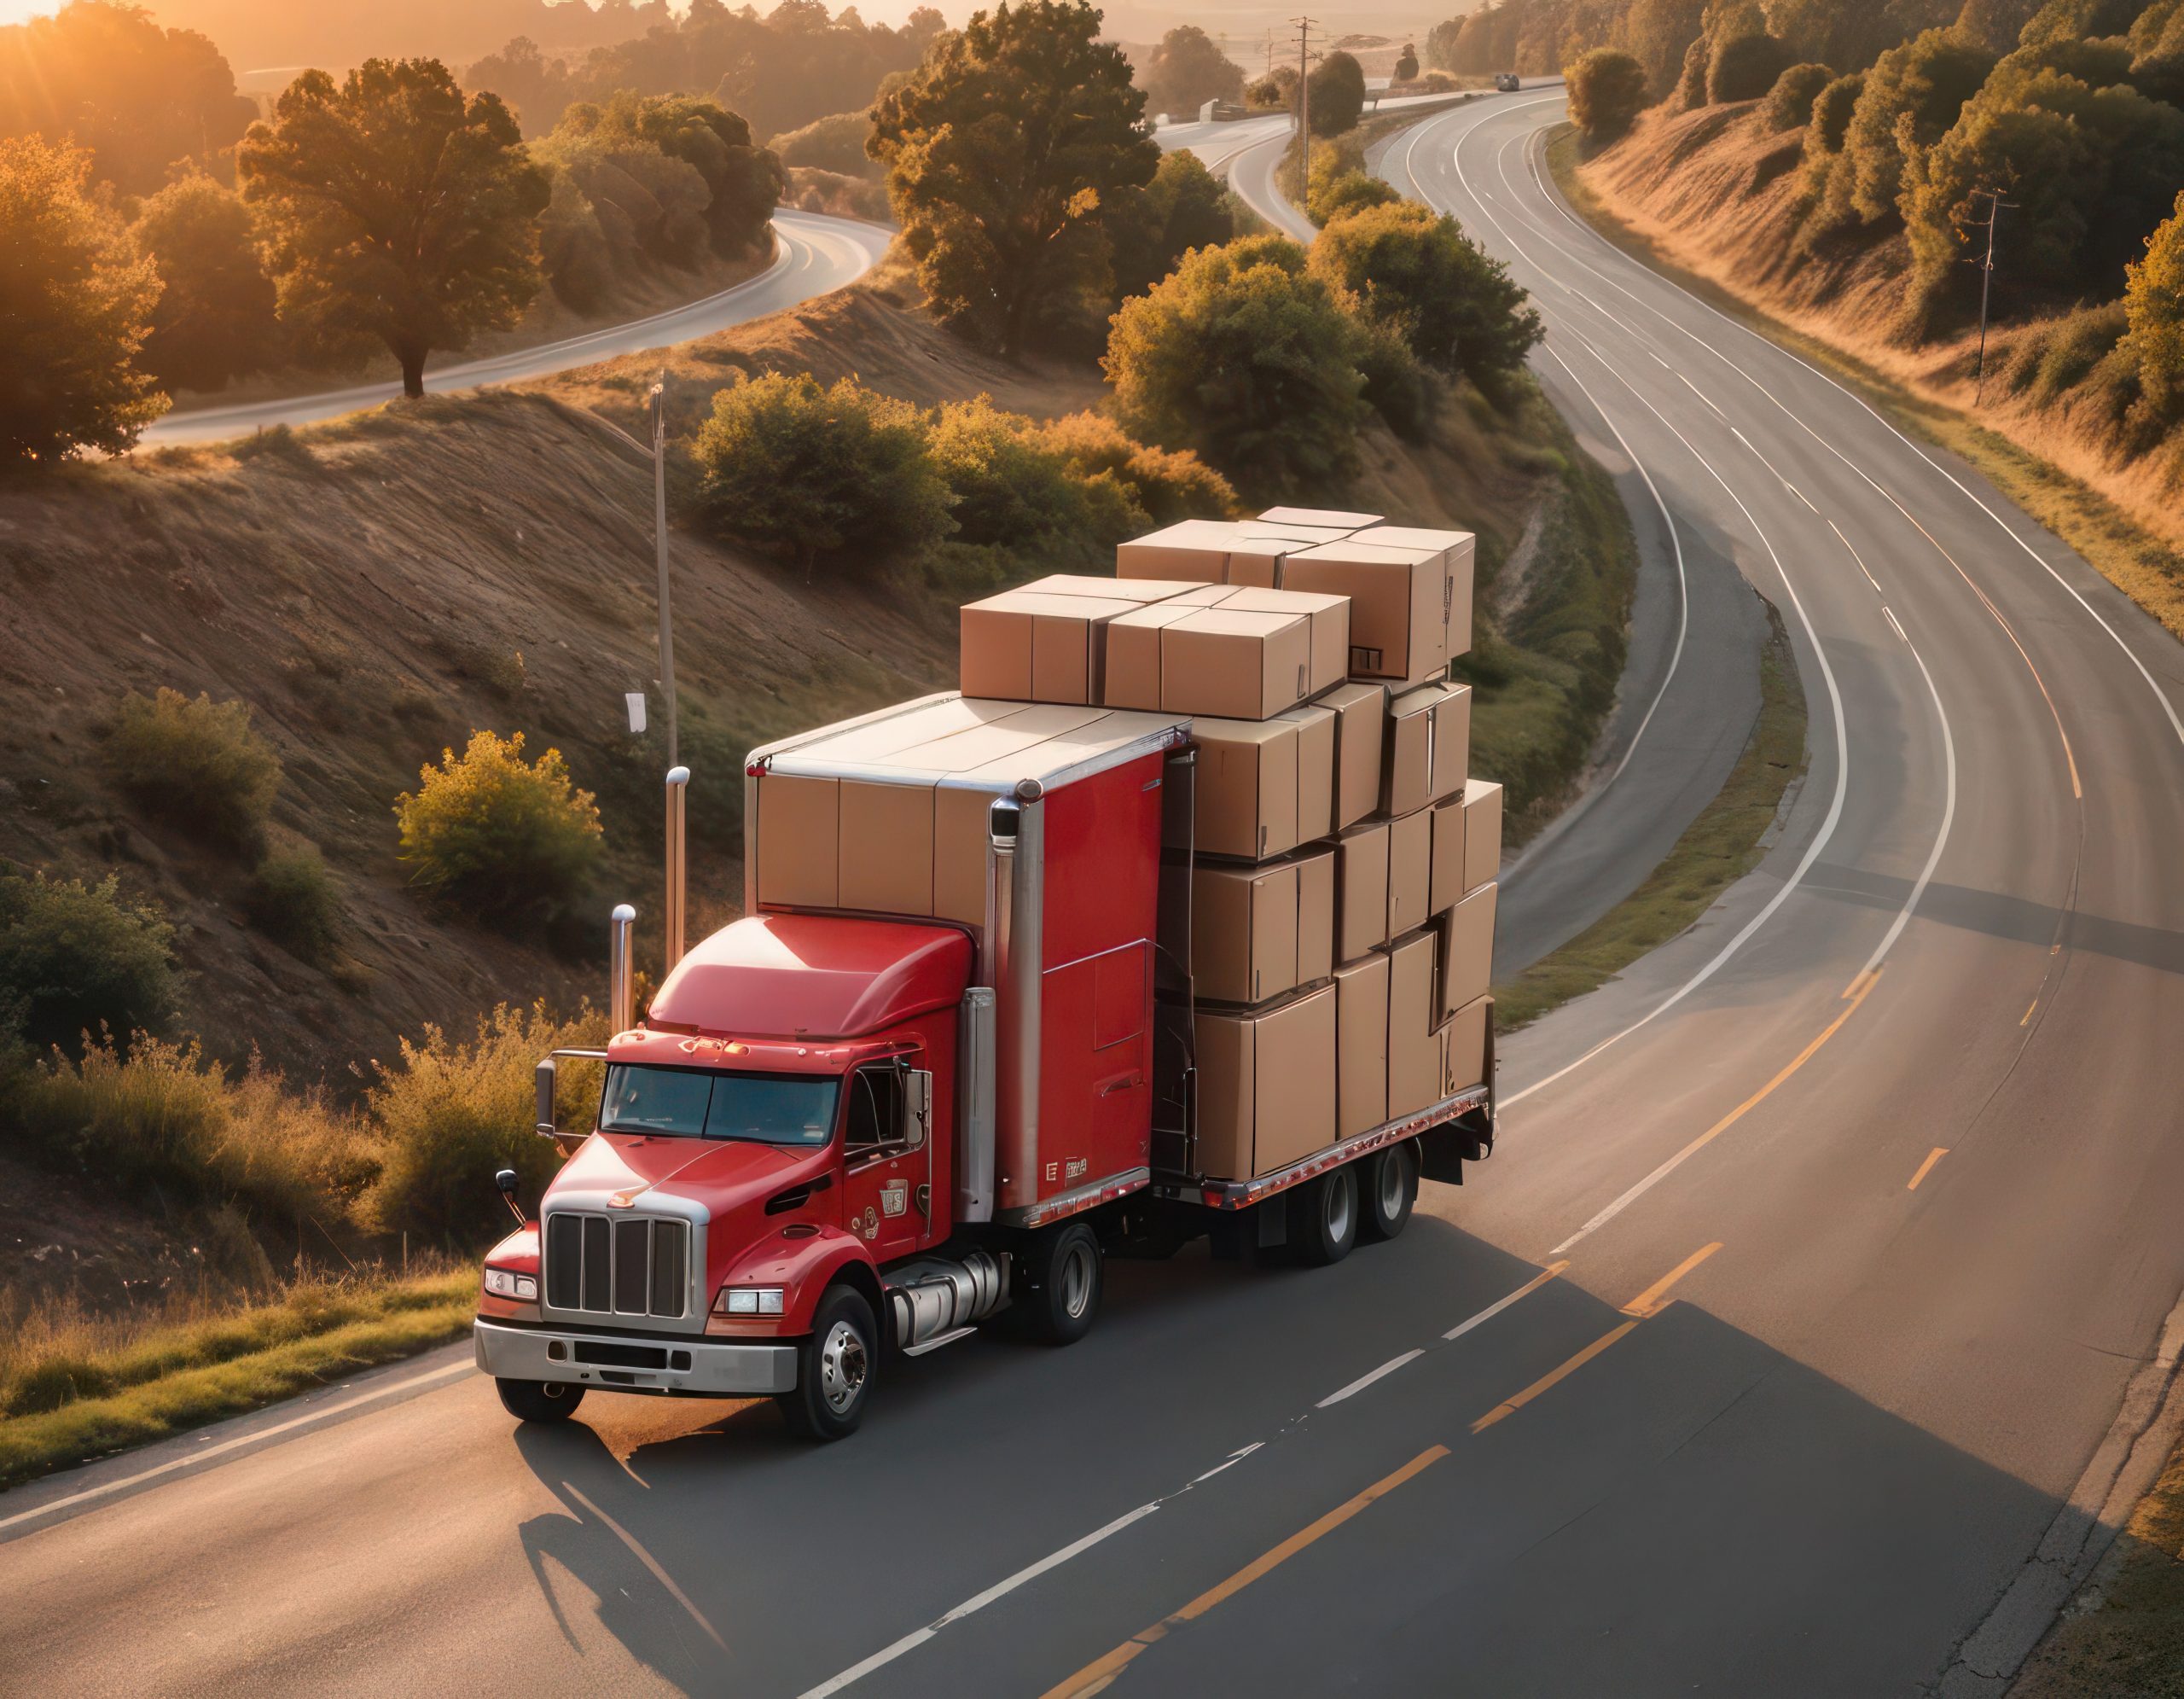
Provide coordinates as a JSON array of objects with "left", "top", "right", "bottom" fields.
[{"left": 1151, "top": 1084, "right": 1491, "bottom": 1213}]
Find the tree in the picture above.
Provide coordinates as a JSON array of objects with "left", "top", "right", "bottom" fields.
[
  {"left": 1107, "top": 148, "right": 1234, "bottom": 300},
  {"left": 1309, "top": 201, "right": 1544, "bottom": 394},
  {"left": 131, "top": 175, "right": 280, "bottom": 393},
  {"left": 1141, "top": 25, "right": 1243, "bottom": 119},
  {"left": 461, "top": 36, "right": 574, "bottom": 137},
  {"left": 1307, "top": 50, "right": 1368, "bottom": 137},
  {"left": 1104, "top": 235, "right": 1370, "bottom": 499},
  {"left": 0, "top": 0, "right": 256, "bottom": 195},
  {"left": 1763, "top": 61, "right": 1837, "bottom": 129},
  {"left": 1396, "top": 42, "right": 1421, "bottom": 81},
  {"left": 556, "top": 90, "right": 781, "bottom": 259},
  {"left": 1954, "top": 0, "right": 2046, "bottom": 54},
  {"left": 1840, "top": 28, "right": 1997, "bottom": 224},
  {"left": 0, "top": 136, "right": 163, "bottom": 464},
  {"left": 1676, "top": 34, "right": 1713, "bottom": 107},
  {"left": 2125, "top": 189, "right": 2184, "bottom": 413},
  {"left": 870, "top": 0, "right": 1159, "bottom": 354},
  {"left": 1709, "top": 31, "right": 1794, "bottom": 101},
  {"left": 690, "top": 374, "right": 952, "bottom": 573},
  {"left": 240, "top": 59, "right": 550, "bottom": 399},
  {"left": 1309, "top": 165, "right": 1401, "bottom": 226},
  {"left": 1568, "top": 48, "right": 1651, "bottom": 141},
  {"left": 1247, "top": 66, "right": 1299, "bottom": 108},
  {"left": 1624, "top": 0, "right": 1710, "bottom": 97}
]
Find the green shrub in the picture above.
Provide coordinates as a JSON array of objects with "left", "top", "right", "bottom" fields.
[
  {"left": 1763, "top": 63, "right": 1834, "bottom": 131},
  {"left": 690, "top": 372, "right": 951, "bottom": 573},
  {"left": 1566, "top": 49, "right": 1649, "bottom": 143},
  {"left": 1031, "top": 412, "right": 1240, "bottom": 526},
  {"left": 1309, "top": 166, "right": 1399, "bottom": 226},
  {"left": 1710, "top": 33, "right": 1794, "bottom": 103},
  {"left": 926, "top": 395, "right": 1138, "bottom": 555},
  {"left": 1805, "top": 72, "right": 1865, "bottom": 158},
  {"left": 1355, "top": 317, "right": 1433, "bottom": 442},
  {"left": 1308, "top": 201, "right": 1544, "bottom": 398},
  {"left": 2126, "top": 187, "right": 2184, "bottom": 416},
  {"left": 1105, "top": 234, "right": 1370, "bottom": 501},
  {"left": 0, "top": 870, "right": 177, "bottom": 1053},
  {"left": 1109, "top": 148, "right": 1234, "bottom": 300},
  {"left": 365, "top": 1002, "right": 607, "bottom": 1244},
  {"left": 7, "top": 1034, "right": 373, "bottom": 1224},
  {"left": 246, "top": 845, "right": 341, "bottom": 963},
  {"left": 393, "top": 730, "right": 601, "bottom": 919},
  {"left": 107, "top": 689, "right": 282, "bottom": 848},
  {"left": 2033, "top": 303, "right": 2131, "bottom": 404}
]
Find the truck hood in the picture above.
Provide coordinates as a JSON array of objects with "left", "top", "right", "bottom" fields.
[{"left": 555, "top": 1132, "right": 825, "bottom": 1217}]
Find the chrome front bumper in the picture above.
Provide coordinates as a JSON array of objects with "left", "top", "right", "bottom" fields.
[{"left": 474, "top": 1319, "right": 797, "bottom": 1397}]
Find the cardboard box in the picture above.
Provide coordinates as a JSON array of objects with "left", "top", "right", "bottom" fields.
[
  {"left": 1274, "top": 702, "right": 1335, "bottom": 842},
  {"left": 934, "top": 783, "right": 997, "bottom": 926},
  {"left": 1192, "top": 860, "right": 1298, "bottom": 1005},
  {"left": 1445, "top": 994, "right": 1491, "bottom": 1096},
  {"left": 1334, "top": 953, "right": 1390, "bottom": 1137},
  {"left": 1116, "top": 519, "right": 1235, "bottom": 582},
  {"left": 1436, "top": 882, "right": 1497, "bottom": 1018},
  {"left": 960, "top": 589, "right": 1140, "bottom": 703},
  {"left": 1462, "top": 780, "right": 1503, "bottom": 895},
  {"left": 1236, "top": 521, "right": 1355, "bottom": 549},
  {"left": 1159, "top": 606, "right": 1313, "bottom": 720},
  {"left": 1335, "top": 819, "right": 1391, "bottom": 959},
  {"left": 1426, "top": 684, "right": 1471, "bottom": 802},
  {"left": 1381, "top": 688, "right": 1432, "bottom": 817},
  {"left": 1282, "top": 542, "right": 1449, "bottom": 686},
  {"left": 1318, "top": 681, "right": 1387, "bottom": 830},
  {"left": 1387, "top": 806, "right": 1432, "bottom": 940},
  {"left": 838, "top": 779, "right": 935, "bottom": 916},
  {"left": 1017, "top": 573, "right": 1204, "bottom": 605},
  {"left": 1101, "top": 592, "right": 1226, "bottom": 711},
  {"left": 1183, "top": 717, "right": 1298, "bottom": 860},
  {"left": 1193, "top": 985, "right": 1339, "bottom": 1180},
  {"left": 1385, "top": 928, "right": 1441, "bottom": 1118},
  {"left": 1429, "top": 794, "right": 1464, "bottom": 916},
  {"left": 1220, "top": 586, "right": 1351, "bottom": 698},
  {"left": 754, "top": 773, "right": 839, "bottom": 908},
  {"left": 1294, "top": 846, "right": 1335, "bottom": 984},
  {"left": 1362, "top": 527, "right": 1476, "bottom": 658},
  {"left": 1222, "top": 537, "right": 1292, "bottom": 587},
  {"left": 1260, "top": 505, "right": 1384, "bottom": 529}
]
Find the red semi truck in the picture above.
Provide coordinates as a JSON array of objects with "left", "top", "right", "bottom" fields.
[{"left": 473, "top": 695, "right": 1496, "bottom": 1439}]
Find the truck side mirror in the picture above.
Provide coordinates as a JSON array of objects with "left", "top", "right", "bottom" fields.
[
  {"left": 534, "top": 1056, "right": 557, "bottom": 1140},
  {"left": 495, "top": 1167, "right": 527, "bottom": 1227},
  {"left": 903, "top": 1069, "right": 932, "bottom": 1153}
]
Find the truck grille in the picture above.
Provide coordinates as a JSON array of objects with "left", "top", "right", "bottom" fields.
[{"left": 543, "top": 1212, "right": 689, "bottom": 1319}]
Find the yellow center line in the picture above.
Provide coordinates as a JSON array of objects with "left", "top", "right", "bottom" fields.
[
  {"left": 2021, "top": 997, "right": 2039, "bottom": 1027},
  {"left": 1620, "top": 1242, "right": 1722, "bottom": 1318},
  {"left": 1471, "top": 1320, "right": 1639, "bottom": 1434},
  {"left": 1907, "top": 1147, "right": 1949, "bottom": 1190},
  {"left": 1039, "top": 1446, "right": 1450, "bottom": 1699}
]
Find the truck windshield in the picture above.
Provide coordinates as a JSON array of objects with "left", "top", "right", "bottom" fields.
[{"left": 598, "top": 1064, "right": 839, "bottom": 1146}]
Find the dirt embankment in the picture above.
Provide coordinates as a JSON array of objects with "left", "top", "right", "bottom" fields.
[
  {"left": 2, "top": 284, "right": 1576, "bottom": 1099},
  {"left": 1577, "top": 102, "right": 2184, "bottom": 561}
]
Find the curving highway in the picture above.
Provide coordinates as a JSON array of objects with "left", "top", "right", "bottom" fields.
[
  {"left": 140, "top": 209, "right": 893, "bottom": 446},
  {"left": 6, "top": 98, "right": 2184, "bottom": 1699}
]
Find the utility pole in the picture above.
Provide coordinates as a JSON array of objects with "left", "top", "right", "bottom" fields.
[
  {"left": 648, "top": 368, "right": 678, "bottom": 766},
  {"left": 1969, "top": 189, "right": 2016, "bottom": 406},
  {"left": 1294, "top": 16, "right": 1318, "bottom": 191}
]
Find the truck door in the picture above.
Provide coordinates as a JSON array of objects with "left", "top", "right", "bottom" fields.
[{"left": 839, "top": 1058, "right": 930, "bottom": 1262}]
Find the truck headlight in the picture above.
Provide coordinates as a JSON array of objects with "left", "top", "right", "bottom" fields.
[
  {"left": 484, "top": 1267, "right": 537, "bottom": 1302},
  {"left": 715, "top": 1286, "right": 785, "bottom": 1316}
]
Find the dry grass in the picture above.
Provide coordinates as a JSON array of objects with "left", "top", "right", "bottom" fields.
[{"left": 0, "top": 1264, "right": 475, "bottom": 1489}]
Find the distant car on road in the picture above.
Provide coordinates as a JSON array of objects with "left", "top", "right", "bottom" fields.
[{"left": 1495, "top": 72, "right": 1521, "bottom": 91}]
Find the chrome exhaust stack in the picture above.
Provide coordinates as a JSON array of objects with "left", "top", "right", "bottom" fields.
[
  {"left": 609, "top": 902, "right": 636, "bottom": 1032},
  {"left": 665, "top": 765, "right": 689, "bottom": 973}
]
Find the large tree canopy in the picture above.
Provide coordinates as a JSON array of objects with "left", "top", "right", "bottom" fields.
[
  {"left": 1140, "top": 25, "right": 1243, "bottom": 119},
  {"left": 870, "top": 0, "right": 1159, "bottom": 354},
  {"left": 131, "top": 174, "right": 281, "bottom": 393},
  {"left": 0, "top": 135, "right": 164, "bottom": 463},
  {"left": 240, "top": 58, "right": 550, "bottom": 398}
]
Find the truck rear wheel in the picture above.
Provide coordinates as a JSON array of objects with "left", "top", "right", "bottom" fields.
[
  {"left": 1360, "top": 1141, "right": 1418, "bottom": 1243},
  {"left": 1020, "top": 1220, "right": 1102, "bottom": 1345},
  {"left": 779, "top": 1285, "right": 879, "bottom": 1441},
  {"left": 1289, "top": 1166, "right": 1359, "bottom": 1267},
  {"left": 497, "top": 1378, "right": 586, "bottom": 1423}
]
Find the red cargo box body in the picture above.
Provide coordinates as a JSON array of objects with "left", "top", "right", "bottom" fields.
[{"left": 745, "top": 694, "right": 1190, "bottom": 1228}]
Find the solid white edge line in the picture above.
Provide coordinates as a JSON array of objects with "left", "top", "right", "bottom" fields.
[
  {"left": 0, "top": 1359, "right": 473, "bottom": 1534},
  {"left": 1316, "top": 1349, "right": 1425, "bottom": 1408},
  {"left": 1443, "top": 1270, "right": 1560, "bottom": 1341}
]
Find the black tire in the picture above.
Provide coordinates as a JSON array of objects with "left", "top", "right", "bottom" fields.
[
  {"left": 497, "top": 1377, "right": 586, "bottom": 1423},
  {"left": 1019, "top": 1220, "right": 1103, "bottom": 1345},
  {"left": 1359, "top": 1141, "right": 1418, "bottom": 1243},
  {"left": 778, "top": 1285, "right": 879, "bottom": 1441},
  {"left": 1289, "top": 1165, "right": 1359, "bottom": 1267}
]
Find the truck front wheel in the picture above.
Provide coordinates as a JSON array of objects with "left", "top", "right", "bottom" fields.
[
  {"left": 1359, "top": 1141, "right": 1418, "bottom": 1242},
  {"left": 1020, "top": 1221, "right": 1102, "bottom": 1345},
  {"left": 497, "top": 1378, "right": 586, "bottom": 1423},
  {"left": 779, "top": 1285, "right": 879, "bottom": 1441},
  {"left": 1289, "top": 1166, "right": 1359, "bottom": 1267}
]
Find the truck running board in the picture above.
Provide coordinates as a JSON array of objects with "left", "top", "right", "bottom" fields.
[{"left": 899, "top": 1325, "right": 979, "bottom": 1359}]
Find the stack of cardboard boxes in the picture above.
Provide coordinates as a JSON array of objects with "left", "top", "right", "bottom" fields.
[{"left": 955, "top": 507, "right": 1502, "bottom": 1186}]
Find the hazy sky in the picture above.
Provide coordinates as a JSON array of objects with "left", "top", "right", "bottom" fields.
[{"left": 0, "top": 0, "right": 960, "bottom": 21}]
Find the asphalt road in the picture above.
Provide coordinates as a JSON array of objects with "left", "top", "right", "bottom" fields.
[
  {"left": 139, "top": 209, "right": 893, "bottom": 446},
  {"left": 9, "top": 97, "right": 2184, "bottom": 1699}
]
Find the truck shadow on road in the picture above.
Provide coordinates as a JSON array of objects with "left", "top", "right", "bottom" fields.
[{"left": 498, "top": 1215, "right": 2078, "bottom": 1696}]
